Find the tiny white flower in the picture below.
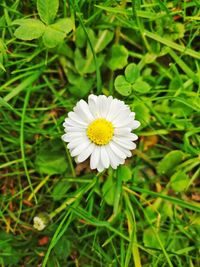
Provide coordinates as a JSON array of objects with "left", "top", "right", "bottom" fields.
[
  {"left": 62, "top": 94, "right": 140, "bottom": 172},
  {"left": 33, "top": 216, "right": 46, "bottom": 231}
]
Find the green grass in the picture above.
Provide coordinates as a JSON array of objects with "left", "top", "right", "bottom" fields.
[{"left": 0, "top": 0, "right": 200, "bottom": 266}]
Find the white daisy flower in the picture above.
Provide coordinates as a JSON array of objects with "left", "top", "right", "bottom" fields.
[{"left": 62, "top": 94, "right": 140, "bottom": 172}]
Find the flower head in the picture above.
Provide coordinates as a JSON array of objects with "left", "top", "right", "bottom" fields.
[
  {"left": 33, "top": 213, "right": 50, "bottom": 231},
  {"left": 33, "top": 216, "right": 46, "bottom": 231},
  {"left": 62, "top": 95, "right": 140, "bottom": 172}
]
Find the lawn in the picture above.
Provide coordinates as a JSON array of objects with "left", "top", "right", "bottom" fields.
[{"left": 0, "top": 0, "right": 200, "bottom": 266}]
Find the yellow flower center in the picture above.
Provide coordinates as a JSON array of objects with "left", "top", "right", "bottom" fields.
[{"left": 87, "top": 118, "right": 114, "bottom": 145}]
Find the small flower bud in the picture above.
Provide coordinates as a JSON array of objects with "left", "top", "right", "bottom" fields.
[{"left": 33, "top": 213, "right": 50, "bottom": 231}]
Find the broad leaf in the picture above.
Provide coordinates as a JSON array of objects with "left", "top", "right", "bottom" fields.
[
  {"left": 54, "top": 235, "right": 71, "bottom": 258},
  {"left": 157, "top": 150, "right": 186, "bottom": 176},
  {"left": 102, "top": 175, "right": 115, "bottom": 206},
  {"left": 37, "top": 0, "right": 59, "bottom": 24},
  {"left": 95, "top": 30, "right": 114, "bottom": 53},
  {"left": 74, "top": 48, "right": 104, "bottom": 74},
  {"left": 170, "top": 171, "right": 190, "bottom": 192},
  {"left": 125, "top": 63, "right": 140, "bottom": 83},
  {"left": 117, "top": 165, "right": 132, "bottom": 182},
  {"left": 67, "top": 70, "right": 94, "bottom": 97},
  {"left": 68, "top": 77, "right": 94, "bottom": 98},
  {"left": 75, "top": 26, "right": 87, "bottom": 48},
  {"left": 14, "top": 19, "right": 45, "bottom": 40},
  {"left": 51, "top": 18, "right": 73, "bottom": 34},
  {"left": 132, "top": 79, "right": 151, "bottom": 94},
  {"left": 114, "top": 75, "right": 132, "bottom": 96},
  {"left": 107, "top": 44, "right": 128, "bottom": 70},
  {"left": 169, "top": 77, "right": 182, "bottom": 91},
  {"left": 143, "top": 228, "right": 166, "bottom": 249},
  {"left": 133, "top": 102, "right": 150, "bottom": 127},
  {"left": 42, "top": 26, "right": 65, "bottom": 48},
  {"left": 86, "top": 28, "right": 114, "bottom": 54},
  {"left": 52, "top": 180, "right": 71, "bottom": 201},
  {"left": 35, "top": 139, "right": 67, "bottom": 175}
]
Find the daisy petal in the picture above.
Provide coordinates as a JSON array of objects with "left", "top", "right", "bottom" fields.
[
  {"left": 77, "top": 143, "right": 95, "bottom": 163},
  {"left": 90, "top": 146, "right": 100, "bottom": 170},
  {"left": 67, "top": 112, "right": 88, "bottom": 126},
  {"left": 71, "top": 141, "right": 90, "bottom": 157},
  {"left": 106, "top": 99, "right": 124, "bottom": 121},
  {"left": 109, "top": 141, "right": 126, "bottom": 159},
  {"left": 62, "top": 134, "right": 83, "bottom": 143},
  {"left": 113, "top": 137, "right": 136, "bottom": 150},
  {"left": 74, "top": 100, "right": 94, "bottom": 122},
  {"left": 64, "top": 126, "right": 86, "bottom": 133},
  {"left": 67, "top": 138, "right": 85, "bottom": 150},
  {"left": 105, "top": 145, "right": 124, "bottom": 169},
  {"left": 114, "top": 127, "right": 132, "bottom": 135},
  {"left": 96, "top": 160, "right": 105, "bottom": 172},
  {"left": 100, "top": 146, "right": 110, "bottom": 168},
  {"left": 112, "top": 109, "right": 131, "bottom": 125},
  {"left": 113, "top": 142, "right": 132, "bottom": 157},
  {"left": 63, "top": 131, "right": 86, "bottom": 140},
  {"left": 132, "top": 120, "right": 141, "bottom": 129}
]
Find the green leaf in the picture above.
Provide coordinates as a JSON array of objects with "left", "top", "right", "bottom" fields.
[
  {"left": 85, "top": 28, "right": 114, "bottom": 54},
  {"left": 68, "top": 74, "right": 94, "bottom": 98},
  {"left": 156, "top": 16, "right": 185, "bottom": 41},
  {"left": 95, "top": 30, "right": 114, "bottom": 53},
  {"left": 157, "top": 150, "right": 186, "bottom": 176},
  {"left": 14, "top": 19, "right": 45, "bottom": 40},
  {"left": 170, "top": 171, "right": 190, "bottom": 192},
  {"left": 172, "top": 23, "right": 185, "bottom": 40},
  {"left": 171, "top": 100, "right": 193, "bottom": 118},
  {"left": 102, "top": 175, "right": 115, "bottom": 206},
  {"left": 52, "top": 180, "right": 71, "bottom": 201},
  {"left": 169, "top": 77, "right": 182, "bottom": 90},
  {"left": 74, "top": 27, "right": 112, "bottom": 74},
  {"left": 74, "top": 48, "right": 104, "bottom": 74},
  {"left": 0, "top": 232, "right": 20, "bottom": 265},
  {"left": 117, "top": 165, "right": 132, "bottom": 182},
  {"left": 133, "top": 102, "right": 150, "bottom": 127},
  {"left": 54, "top": 235, "right": 71, "bottom": 258},
  {"left": 51, "top": 18, "right": 74, "bottom": 34},
  {"left": 107, "top": 44, "right": 129, "bottom": 70},
  {"left": 132, "top": 79, "right": 151, "bottom": 94},
  {"left": 161, "top": 201, "right": 173, "bottom": 219},
  {"left": 145, "top": 206, "right": 157, "bottom": 223},
  {"left": 37, "top": 0, "right": 59, "bottom": 24},
  {"left": 143, "top": 53, "right": 157, "bottom": 64},
  {"left": 125, "top": 63, "right": 140, "bottom": 83},
  {"left": 42, "top": 26, "right": 65, "bottom": 48},
  {"left": 35, "top": 139, "right": 67, "bottom": 175},
  {"left": 190, "top": 214, "right": 200, "bottom": 226},
  {"left": 55, "top": 43, "right": 74, "bottom": 59},
  {"left": 114, "top": 75, "right": 132, "bottom": 96},
  {"left": 143, "top": 228, "right": 166, "bottom": 249},
  {"left": 75, "top": 26, "right": 87, "bottom": 48}
]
